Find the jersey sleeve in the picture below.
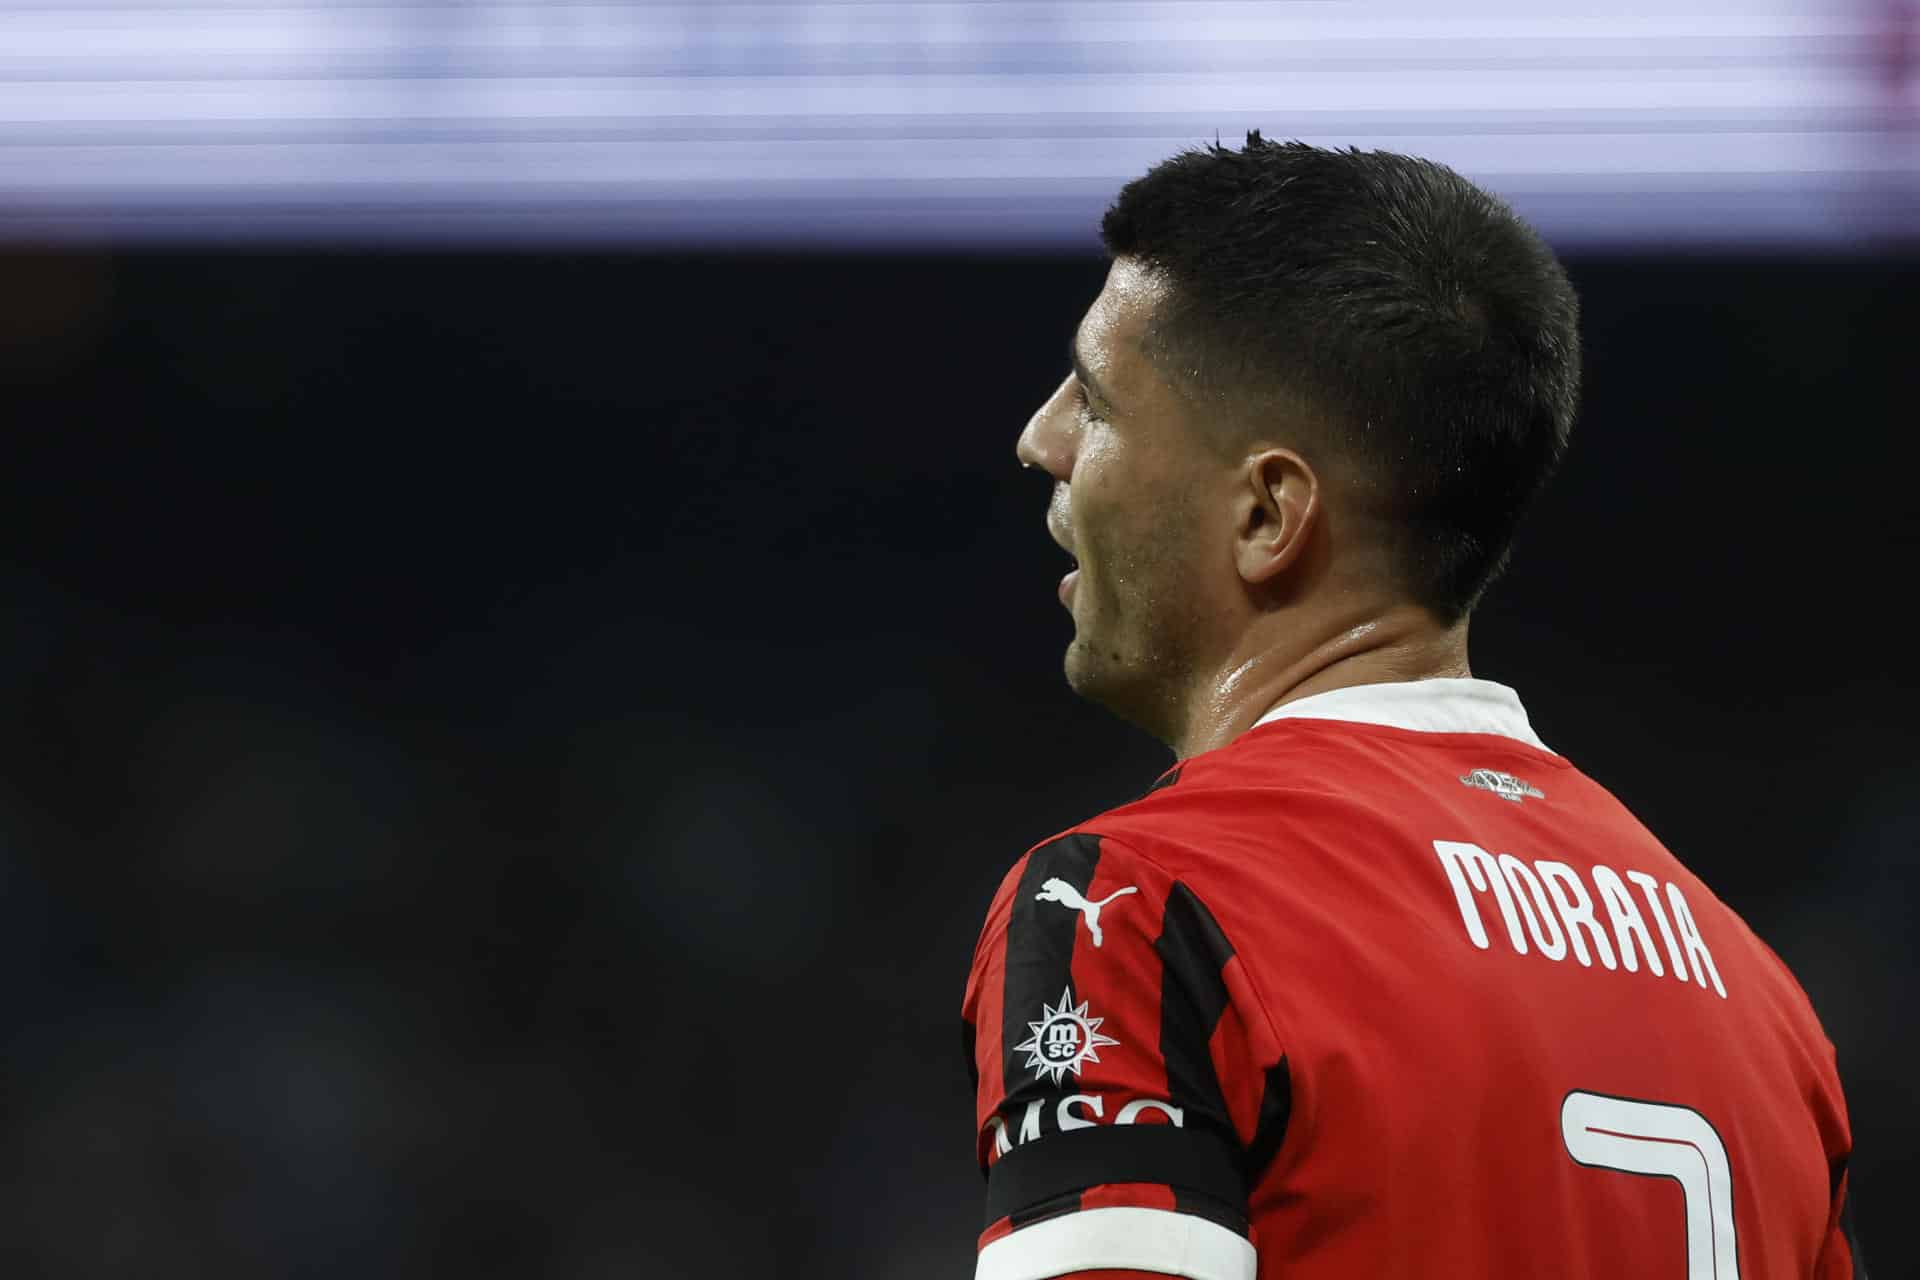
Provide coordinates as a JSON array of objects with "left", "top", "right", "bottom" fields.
[{"left": 960, "top": 831, "right": 1289, "bottom": 1280}]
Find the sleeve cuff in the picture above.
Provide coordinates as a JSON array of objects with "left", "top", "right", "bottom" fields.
[{"left": 975, "top": 1205, "right": 1257, "bottom": 1280}]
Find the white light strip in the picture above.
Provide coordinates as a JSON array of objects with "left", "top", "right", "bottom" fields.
[
  {"left": 0, "top": 131, "right": 1891, "bottom": 189},
  {"left": 0, "top": 0, "right": 1905, "bottom": 247},
  {"left": 0, "top": 71, "right": 1868, "bottom": 124}
]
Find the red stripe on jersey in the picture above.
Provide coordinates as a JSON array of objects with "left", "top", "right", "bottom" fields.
[
  {"left": 977, "top": 1213, "right": 1014, "bottom": 1252},
  {"left": 1816, "top": 1167, "right": 1859, "bottom": 1280},
  {"left": 1211, "top": 953, "right": 1277, "bottom": 1143},
  {"left": 1220, "top": 953, "right": 1284, "bottom": 1065},
  {"left": 1069, "top": 847, "right": 1174, "bottom": 1104},
  {"left": 972, "top": 942, "right": 1006, "bottom": 1147},
  {"left": 1079, "top": 1182, "right": 1180, "bottom": 1214},
  {"left": 968, "top": 858, "right": 1022, "bottom": 1164}
]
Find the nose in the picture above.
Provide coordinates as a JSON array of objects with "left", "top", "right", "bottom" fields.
[{"left": 1015, "top": 373, "right": 1079, "bottom": 481}]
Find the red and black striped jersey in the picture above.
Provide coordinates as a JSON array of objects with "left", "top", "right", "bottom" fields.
[{"left": 961, "top": 678, "right": 1859, "bottom": 1280}]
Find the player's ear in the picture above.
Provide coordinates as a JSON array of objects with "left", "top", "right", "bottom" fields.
[{"left": 1234, "top": 447, "right": 1319, "bottom": 586}]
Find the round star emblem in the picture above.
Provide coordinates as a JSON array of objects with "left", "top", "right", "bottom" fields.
[{"left": 1012, "top": 986, "right": 1121, "bottom": 1085}]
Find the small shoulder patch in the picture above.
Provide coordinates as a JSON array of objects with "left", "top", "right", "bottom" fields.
[{"left": 1459, "top": 768, "right": 1545, "bottom": 803}]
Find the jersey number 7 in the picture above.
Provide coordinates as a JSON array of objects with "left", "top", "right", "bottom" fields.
[{"left": 1561, "top": 1090, "right": 1740, "bottom": 1279}]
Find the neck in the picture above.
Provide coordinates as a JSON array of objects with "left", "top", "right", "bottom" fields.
[{"left": 1166, "top": 603, "right": 1471, "bottom": 759}]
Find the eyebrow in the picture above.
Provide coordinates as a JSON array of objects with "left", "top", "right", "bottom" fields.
[{"left": 1068, "top": 332, "right": 1117, "bottom": 410}]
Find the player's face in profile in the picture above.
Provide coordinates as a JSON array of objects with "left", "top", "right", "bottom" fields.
[{"left": 1015, "top": 259, "right": 1233, "bottom": 736}]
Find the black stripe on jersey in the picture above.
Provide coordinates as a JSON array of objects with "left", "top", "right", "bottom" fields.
[
  {"left": 962, "top": 1017, "right": 979, "bottom": 1102},
  {"left": 1165, "top": 1185, "right": 1252, "bottom": 1238},
  {"left": 1154, "top": 881, "right": 1239, "bottom": 1219},
  {"left": 1000, "top": 833, "right": 1102, "bottom": 1111},
  {"left": 985, "top": 1122, "right": 1247, "bottom": 1230},
  {"left": 1003, "top": 1187, "right": 1085, "bottom": 1232},
  {"left": 1156, "top": 882, "right": 1235, "bottom": 1118},
  {"left": 1242, "top": 1057, "right": 1293, "bottom": 1183}
]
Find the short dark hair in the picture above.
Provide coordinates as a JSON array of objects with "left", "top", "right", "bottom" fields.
[{"left": 1100, "top": 133, "right": 1581, "bottom": 623}]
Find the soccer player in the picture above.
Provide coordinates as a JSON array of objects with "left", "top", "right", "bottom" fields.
[{"left": 961, "top": 136, "right": 1861, "bottom": 1279}]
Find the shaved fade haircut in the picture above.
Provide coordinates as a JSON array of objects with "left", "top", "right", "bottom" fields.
[{"left": 1100, "top": 133, "right": 1582, "bottom": 623}]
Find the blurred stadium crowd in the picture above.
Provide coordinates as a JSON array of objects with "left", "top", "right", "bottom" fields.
[{"left": 0, "top": 250, "right": 1913, "bottom": 1277}]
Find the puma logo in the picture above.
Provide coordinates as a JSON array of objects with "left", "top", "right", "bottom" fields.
[{"left": 1035, "top": 878, "right": 1138, "bottom": 947}]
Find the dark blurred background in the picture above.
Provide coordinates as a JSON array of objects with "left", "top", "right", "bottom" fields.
[{"left": 0, "top": 248, "right": 1913, "bottom": 1277}]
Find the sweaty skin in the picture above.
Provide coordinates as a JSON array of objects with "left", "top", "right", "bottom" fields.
[{"left": 1015, "top": 257, "right": 1469, "bottom": 760}]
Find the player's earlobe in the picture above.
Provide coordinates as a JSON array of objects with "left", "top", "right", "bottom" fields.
[{"left": 1235, "top": 448, "right": 1318, "bottom": 585}]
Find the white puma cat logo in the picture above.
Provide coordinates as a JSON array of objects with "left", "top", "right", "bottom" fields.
[{"left": 1035, "top": 878, "right": 1138, "bottom": 948}]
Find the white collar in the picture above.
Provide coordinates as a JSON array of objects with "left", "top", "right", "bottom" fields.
[{"left": 1248, "top": 677, "right": 1551, "bottom": 752}]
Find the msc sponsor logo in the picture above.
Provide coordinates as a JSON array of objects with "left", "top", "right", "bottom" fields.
[
  {"left": 1013, "top": 987, "right": 1120, "bottom": 1085},
  {"left": 986, "top": 1095, "right": 1185, "bottom": 1159}
]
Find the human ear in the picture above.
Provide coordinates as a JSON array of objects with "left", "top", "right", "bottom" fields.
[{"left": 1234, "top": 448, "right": 1319, "bottom": 585}]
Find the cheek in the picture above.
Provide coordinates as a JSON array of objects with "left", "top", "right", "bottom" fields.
[
  {"left": 1080, "top": 490, "right": 1186, "bottom": 605},
  {"left": 1069, "top": 434, "right": 1212, "bottom": 597},
  {"left": 1067, "top": 429, "right": 1131, "bottom": 530}
]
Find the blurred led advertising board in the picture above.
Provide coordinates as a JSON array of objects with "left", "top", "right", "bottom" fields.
[{"left": 0, "top": 0, "right": 1912, "bottom": 248}]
